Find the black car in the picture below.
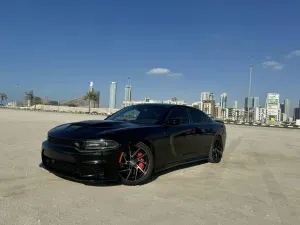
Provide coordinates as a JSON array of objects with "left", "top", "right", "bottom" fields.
[{"left": 41, "top": 104, "right": 226, "bottom": 186}]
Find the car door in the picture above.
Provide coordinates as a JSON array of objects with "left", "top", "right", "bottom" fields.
[
  {"left": 188, "top": 108, "right": 215, "bottom": 159},
  {"left": 164, "top": 107, "right": 196, "bottom": 161}
]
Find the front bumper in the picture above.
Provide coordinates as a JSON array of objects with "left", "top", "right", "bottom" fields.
[{"left": 41, "top": 140, "right": 124, "bottom": 182}]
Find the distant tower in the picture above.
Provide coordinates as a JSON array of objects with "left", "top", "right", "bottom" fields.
[
  {"left": 90, "top": 81, "right": 94, "bottom": 91},
  {"left": 220, "top": 93, "right": 228, "bottom": 108},
  {"left": 95, "top": 91, "right": 100, "bottom": 108},
  {"left": 253, "top": 97, "right": 260, "bottom": 108},
  {"left": 125, "top": 77, "right": 132, "bottom": 102},
  {"left": 234, "top": 100, "right": 238, "bottom": 109},
  {"left": 109, "top": 82, "right": 117, "bottom": 109},
  {"left": 284, "top": 99, "right": 292, "bottom": 118},
  {"left": 200, "top": 92, "right": 210, "bottom": 101},
  {"left": 244, "top": 97, "right": 254, "bottom": 109}
]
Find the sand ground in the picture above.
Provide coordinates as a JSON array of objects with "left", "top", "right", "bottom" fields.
[{"left": 0, "top": 109, "right": 299, "bottom": 225}]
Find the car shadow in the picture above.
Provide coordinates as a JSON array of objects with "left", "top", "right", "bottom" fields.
[
  {"left": 144, "top": 160, "right": 209, "bottom": 185},
  {"left": 39, "top": 160, "right": 208, "bottom": 186}
]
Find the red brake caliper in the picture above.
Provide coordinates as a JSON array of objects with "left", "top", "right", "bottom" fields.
[{"left": 137, "top": 152, "right": 145, "bottom": 170}]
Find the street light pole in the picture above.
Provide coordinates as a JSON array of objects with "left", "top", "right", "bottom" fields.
[
  {"left": 247, "top": 65, "right": 253, "bottom": 122},
  {"left": 58, "top": 81, "right": 63, "bottom": 111}
]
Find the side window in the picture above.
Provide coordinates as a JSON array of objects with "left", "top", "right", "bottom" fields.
[
  {"left": 167, "top": 107, "right": 189, "bottom": 124},
  {"left": 189, "top": 108, "right": 211, "bottom": 123}
]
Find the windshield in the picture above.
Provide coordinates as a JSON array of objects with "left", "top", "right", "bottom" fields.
[{"left": 105, "top": 104, "right": 170, "bottom": 124}]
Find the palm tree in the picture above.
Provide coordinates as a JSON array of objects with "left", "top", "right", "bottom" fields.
[
  {"left": 171, "top": 97, "right": 178, "bottom": 103},
  {"left": 84, "top": 90, "right": 98, "bottom": 113},
  {"left": 0, "top": 93, "right": 8, "bottom": 105},
  {"left": 32, "top": 96, "right": 43, "bottom": 109}
]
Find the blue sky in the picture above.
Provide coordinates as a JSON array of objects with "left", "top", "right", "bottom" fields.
[{"left": 1, "top": 0, "right": 300, "bottom": 108}]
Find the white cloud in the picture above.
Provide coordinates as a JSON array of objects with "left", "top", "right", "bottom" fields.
[
  {"left": 147, "top": 68, "right": 170, "bottom": 75},
  {"left": 262, "top": 61, "right": 284, "bottom": 70},
  {"left": 285, "top": 50, "right": 300, "bottom": 59},
  {"left": 147, "top": 68, "right": 182, "bottom": 77}
]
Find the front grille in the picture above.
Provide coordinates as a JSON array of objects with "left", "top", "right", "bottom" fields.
[
  {"left": 48, "top": 136, "right": 85, "bottom": 149},
  {"left": 52, "top": 161, "right": 77, "bottom": 172},
  {"left": 43, "top": 155, "right": 77, "bottom": 173}
]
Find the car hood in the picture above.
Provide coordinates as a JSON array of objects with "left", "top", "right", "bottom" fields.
[{"left": 48, "top": 120, "right": 150, "bottom": 140}]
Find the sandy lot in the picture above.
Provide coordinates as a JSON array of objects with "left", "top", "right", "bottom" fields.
[{"left": 0, "top": 109, "right": 299, "bottom": 225}]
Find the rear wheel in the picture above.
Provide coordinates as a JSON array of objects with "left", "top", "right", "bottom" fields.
[
  {"left": 118, "top": 142, "right": 154, "bottom": 186},
  {"left": 208, "top": 137, "right": 223, "bottom": 163}
]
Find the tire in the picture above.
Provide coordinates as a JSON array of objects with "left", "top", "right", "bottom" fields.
[
  {"left": 118, "top": 142, "right": 154, "bottom": 186},
  {"left": 208, "top": 136, "right": 223, "bottom": 163}
]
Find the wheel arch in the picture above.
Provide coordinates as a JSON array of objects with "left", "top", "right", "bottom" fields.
[
  {"left": 214, "top": 134, "right": 222, "bottom": 142},
  {"left": 140, "top": 139, "right": 155, "bottom": 157},
  {"left": 213, "top": 133, "right": 226, "bottom": 150},
  {"left": 127, "top": 137, "right": 155, "bottom": 159}
]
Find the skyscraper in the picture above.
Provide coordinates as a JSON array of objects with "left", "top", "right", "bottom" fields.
[
  {"left": 284, "top": 99, "right": 292, "bottom": 118},
  {"left": 280, "top": 103, "right": 285, "bottom": 113},
  {"left": 265, "top": 93, "right": 280, "bottom": 122},
  {"left": 220, "top": 93, "right": 227, "bottom": 108},
  {"left": 294, "top": 100, "right": 300, "bottom": 120},
  {"left": 200, "top": 92, "right": 210, "bottom": 101},
  {"left": 234, "top": 101, "right": 238, "bottom": 109},
  {"left": 253, "top": 97, "right": 260, "bottom": 108},
  {"left": 294, "top": 108, "right": 300, "bottom": 120},
  {"left": 124, "top": 85, "right": 132, "bottom": 102},
  {"left": 244, "top": 97, "right": 254, "bottom": 109},
  {"left": 109, "top": 82, "right": 117, "bottom": 109}
]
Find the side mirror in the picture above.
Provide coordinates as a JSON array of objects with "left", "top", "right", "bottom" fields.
[{"left": 164, "top": 118, "right": 181, "bottom": 126}]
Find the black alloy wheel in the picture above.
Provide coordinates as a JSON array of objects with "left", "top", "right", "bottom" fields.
[
  {"left": 118, "top": 142, "right": 154, "bottom": 186},
  {"left": 208, "top": 138, "right": 223, "bottom": 163}
]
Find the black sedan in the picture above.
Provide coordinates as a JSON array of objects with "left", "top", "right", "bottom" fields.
[{"left": 41, "top": 104, "right": 226, "bottom": 186}]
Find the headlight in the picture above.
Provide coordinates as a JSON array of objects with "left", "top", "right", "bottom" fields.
[{"left": 85, "top": 139, "right": 120, "bottom": 150}]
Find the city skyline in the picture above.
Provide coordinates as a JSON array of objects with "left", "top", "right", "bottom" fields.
[
  {"left": 5, "top": 79, "right": 299, "bottom": 109},
  {"left": 6, "top": 81, "right": 300, "bottom": 121}
]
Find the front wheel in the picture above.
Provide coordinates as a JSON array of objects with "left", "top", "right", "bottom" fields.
[
  {"left": 118, "top": 142, "right": 154, "bottom": 186},
  {"left": 208, "top": 137, "right": 224, "bottom": 163}
]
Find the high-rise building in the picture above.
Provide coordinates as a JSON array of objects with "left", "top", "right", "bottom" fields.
[
  {"left": 201, "top": 100, "right": 216, "bottom": 118},
  {"left": 124, "top": 85, "right": 132, "bottom": 102},
  {"left": 253, "top": 97, "right": 260, "bottom": 108},
  {"left": 253, "top": 107, "right": 266, "bottom": 122},
  {"left": 265, "top": 93, "right": 280, "bottom": 122},
  {"left": 95, "top": 91, "right": 100, "bottom": 108},
  {"left": 244, "top": 97, "right": 254, "bottom": 109},
  {"left": 200, "top": 92, "right": 210, "bottom": 101},
  {"left": 200, "top": 92, "right": 215, "bottom": 101},
  {"left": 280, "top": 103, "right": 285, "bottom": 113},
  {"left": 220, "top": 93, "right": 227, "bottom": 108},
  {"left": 294, "top": 100, "right": 300, "bottom": 120},
  {"left": 234, "top": 100, "right": 238, "bottom": 109},
  {"left": 294, "top": 108, "right": 300, "bottom": 120},
  {"left": 284, "top": 99, "right": 292, "bottom": 118},
  {"left": 109, "top": 82, "right": 117, "bottom": 109}
]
